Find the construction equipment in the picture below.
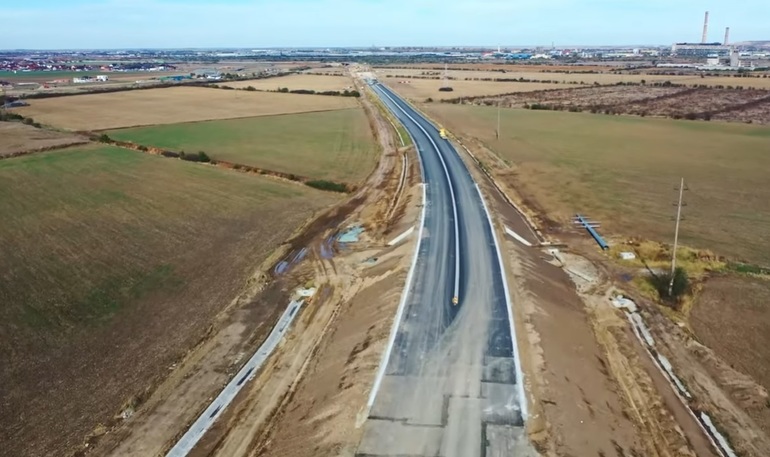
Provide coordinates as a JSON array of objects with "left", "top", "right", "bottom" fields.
[
  {"left": 439, "top": 128, "right": 448, "bottom": 139},
  {"left": 452, "top": 296, "right": 459, "bottom": 305}
]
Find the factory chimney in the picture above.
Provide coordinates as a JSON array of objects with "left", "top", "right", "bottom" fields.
[
  {"left": 724, "top": 27, "right": 730, "bottom": 45},
  {"left": 702, "top": 11, "right": 709, "bottom": 43}
]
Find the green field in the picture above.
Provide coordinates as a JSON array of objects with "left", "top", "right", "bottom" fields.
[
  {"left": 0, "top": 144, "right": 337, "bottom": 456},
  {"left": 428, "top": 104, "right": 770, "bottom": 264},
  {"left": 108, "top": 108, "right": 378, "bottom": 184}
]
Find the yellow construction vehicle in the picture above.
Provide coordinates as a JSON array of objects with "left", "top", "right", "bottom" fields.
[
  {"left": 439, "top": 128, "right": 448, "bottom": 139},
  {"left": 452, "top": 296, "right": 459, "bottom": 305}
]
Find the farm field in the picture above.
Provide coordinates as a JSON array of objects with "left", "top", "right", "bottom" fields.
[
  {"left": 108, "top": 108, "right": 378, "bottom": 183},
  {"left": 426, "top": 104, "right": 770, "bottom": 265},
  {"left": 15, "top": 86, "right": 358, "bottom": 131},
  {"left": 0, "top": 145, "right": 338, "bottom": 457},
  {"left": 221, "top": 73, "right": 355, "bottom": 92},
  {"left": 376, "top": 67, "right": 770, "bottom": 89},
  {"left": 384, "top": 79, "right": 577, "bottom": 100},
  {"left": 691, "top": 275, "right": 770, "bottom": 397},
  {"left": 0, "top": 122, "right": 87, "bottom": 157}
]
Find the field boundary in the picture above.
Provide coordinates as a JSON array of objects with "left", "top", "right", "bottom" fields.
[
  {"left": 88, "top": 135, "right": 355, "bottom": 194},
  {"left": 0, "top": 138, "right": 90, "bottom": 161}
]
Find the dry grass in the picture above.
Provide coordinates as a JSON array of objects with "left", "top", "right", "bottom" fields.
[
  {"left": 426, "top": 104, "right": 770, "bottom": 264},
  {"left": 0, "top": 122, "right": 87, "bottom": 156},
  {"left": 384, "top": 78, "right": 576, "bottom": 100},
  {"left": 221, "top": 74, "right": 355, "bottom": 92},
  {"left": 376, "top": 68, "right": 770, "bottom": 89},
  {"left": 15, "top": 86, "right": 359, "bottom": 131},
  {"left": 455, "top": 85, "right": 770, "bottom": 124},
  {"left": 0, "top": 144, "right": 338, "bottom": 457}
]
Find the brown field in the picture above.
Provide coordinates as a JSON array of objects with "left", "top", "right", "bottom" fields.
[
  {"left": 0, "top": 145, "right": 338, "bottom": 457},
  {"left": 221, "top": 73, "right": 355, "bottom": 92},
  {"left": 377, "top": 63, "right": 614, "bottom": 72},
  {"left": 384, "top": 78, "right": 578, "bottom": 100},
  {"left": 425, "top": 104, "right": 770, "bottom": 265},
  {"left": 0, "top": 122, "right": 87, "bottom": 157},
  {"left": 691, "top": 275, "right": 770, "bottom": 394},
  {"left": 15, "top": 86, "right": 359, "bottom": 131},
  {"left": 449, "top": 85, "right": 770, "bottom": 124},
  {"left": 376, "top": 67, "right": 770, "bottom": 89}
]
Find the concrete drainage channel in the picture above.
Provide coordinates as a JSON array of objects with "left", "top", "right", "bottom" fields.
[
  {"left": 166, "top": 222, "right": 369, "bottom": 456},
  {"left": 165, "top": 294, "right": 310, "bottom": 457},
  {"left": 614, "top": 296, "right": 738, "bottom": 457}
]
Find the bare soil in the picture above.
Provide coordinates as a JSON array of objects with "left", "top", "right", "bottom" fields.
[
  {"left": 189, "top": 77, "right": 422, "bottom": 457},
  {"left": 641, "top": 298, "right": 770, "bottom": 457},
  {"left": 0, "top": 121, "right": 87, "bottom": 157},
  {"left": 15, "top": 86, "right": 358, "bottom": 131}
]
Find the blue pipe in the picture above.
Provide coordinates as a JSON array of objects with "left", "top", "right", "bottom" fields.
[{"left": 576, "top": 214, "right": 609, "bottom": 250}]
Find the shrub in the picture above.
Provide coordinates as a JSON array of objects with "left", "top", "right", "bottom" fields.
[
  {"left": 137, "top": 145, "right": 148, "bottom": 152},
  {"left": 684, "top": 112, "right": 698, "bottom": 120},
  {"left": 649, "top": 267, "right": 690, "bottom": 304},
  {"left": 425, "top": 97, "right": 434, "bottom": 103},
  {"left": 0, "top": 112, "right": 23, "bottom": 121},
  {"left": 244, "top": 86, "right": 256, "bottom": 91},
  {"left": 98, "top": 134, "right": 112, "bottom": 143},
  {"left": 22, "top": 117, "right": 34, "bottom": 125},
  {"left": 197, "top": 151, "right": 211, "bottom": 163},
  {"left": 305, "top": 180, "right": 348, "bottom": 193}
]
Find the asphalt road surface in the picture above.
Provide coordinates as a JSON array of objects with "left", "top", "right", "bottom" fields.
[{"left": 357, "top": 83, "right": 534, "bottom": 456}]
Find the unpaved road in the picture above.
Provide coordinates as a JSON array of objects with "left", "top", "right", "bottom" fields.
[{"left": 357, "top": 83, "right": 535, "bottom": 456}]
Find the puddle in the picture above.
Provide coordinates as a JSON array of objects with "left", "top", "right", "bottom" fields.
[{"left": 338, "top": 225, "right": 365, "bottom": 243}]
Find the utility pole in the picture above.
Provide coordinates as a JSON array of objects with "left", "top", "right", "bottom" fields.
[
  {"left": 669, "top": 177, "right": 687, "bottom": 296},
  {"left": 496, "top": 99, "right": 501, "bottom": 140}
]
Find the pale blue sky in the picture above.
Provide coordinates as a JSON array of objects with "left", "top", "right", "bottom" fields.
[{"left": 3, "top": 0, "right": 768, "bottom": 49}]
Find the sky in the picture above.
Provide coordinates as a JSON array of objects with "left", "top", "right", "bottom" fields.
[{"left": 3, "top": 0, "right": 769, "bottom": 49}]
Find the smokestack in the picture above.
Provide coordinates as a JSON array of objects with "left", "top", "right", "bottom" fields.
[
  {"left": 702, "top": 11, "right": 709, "bottom": 43},
  {"left": 724, "top": 27, "right": 730, "bottom": 45}
]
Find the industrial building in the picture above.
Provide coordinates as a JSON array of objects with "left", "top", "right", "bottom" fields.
[{"left": 672, "top": 11, "right": 732, "bottom": 57}]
